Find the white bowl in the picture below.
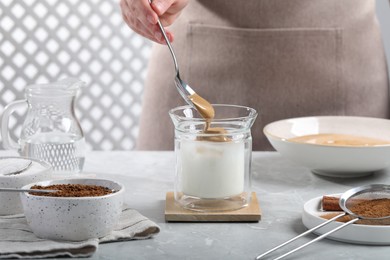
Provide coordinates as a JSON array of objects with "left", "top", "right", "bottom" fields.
[
  {"left": 20, "top": 178, "right": 124, "bottom": 241},
  {"left": 0, "top": 157, "right": 52, "bottom": 215},
  {"left": 263, "top": 116, "right": 390, "bottom": 177}
]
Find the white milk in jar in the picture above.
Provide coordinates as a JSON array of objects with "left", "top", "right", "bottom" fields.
[{"left": 179, "top": 140, "right": 245, "bottom": 199}]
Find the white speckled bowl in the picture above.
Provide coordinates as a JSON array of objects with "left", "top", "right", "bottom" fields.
[
  {"left": 264, "top": 116, "right": 390, "bottom": 177},
  {"left": 0, "top": 157, "right": 52, "bottom": 215},
  {"left": 20, "top": 178, "right": 124, "bottom": 241}
]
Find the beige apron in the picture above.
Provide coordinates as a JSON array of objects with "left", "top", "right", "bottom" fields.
[{"left": 137, "top": 0, "right": 389, "bottom": 151}]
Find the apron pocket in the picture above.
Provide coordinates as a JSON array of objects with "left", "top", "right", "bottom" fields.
[{"left": 185, "top": 24, "right": 343, "bottom": 149}]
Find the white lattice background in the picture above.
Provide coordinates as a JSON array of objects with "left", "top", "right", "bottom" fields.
[{"left": 0, "top": 0, "right": 152, "bottom": 150}]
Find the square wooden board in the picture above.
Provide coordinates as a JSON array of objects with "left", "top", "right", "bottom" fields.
[{"left": 165, "top": 192, "right": 261, "bottom": 222}]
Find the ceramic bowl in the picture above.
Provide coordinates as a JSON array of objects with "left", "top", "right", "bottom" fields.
[
  {"left": 263, "top": 116, "right": 390, "bottom": 177},
  {"left": 20, "top": 178, "right": 124, "bottom": 241},
  {"left": 0, "top": 157, "right": 52, "bottom": 215}
]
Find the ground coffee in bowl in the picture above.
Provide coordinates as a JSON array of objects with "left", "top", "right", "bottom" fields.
[
  {"left": 21, "top": 178, "right": 124, "bottom": 241},
  {"left": 30, "top": 184, "right": 115, "bottom": 197}
]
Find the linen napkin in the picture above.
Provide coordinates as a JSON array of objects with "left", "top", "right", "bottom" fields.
[{"left": 0, "top": 206, "right": 160, "bottom": 259}]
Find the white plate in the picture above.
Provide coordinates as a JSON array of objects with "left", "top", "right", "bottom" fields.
[{"left": 302, "top": 195, "right": 390, "bottom": 245}]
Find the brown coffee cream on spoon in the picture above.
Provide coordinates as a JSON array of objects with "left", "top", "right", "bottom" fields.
[{"left": 188, "top": 93, "right": 230, "bottom": 142}]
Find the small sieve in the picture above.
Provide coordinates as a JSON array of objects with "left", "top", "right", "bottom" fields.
[{"left": 256, "top": 184, "right": 390, "bottom": 260}]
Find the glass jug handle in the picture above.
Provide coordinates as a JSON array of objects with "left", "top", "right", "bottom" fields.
[{"left": 1, "top": 100, "right": 27, "bottom": 150}]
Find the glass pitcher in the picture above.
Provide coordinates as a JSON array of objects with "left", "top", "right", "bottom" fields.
[
  {"left": 169, "top": 104, "right": 258, "bottom": 212},
  {"left": 1, "top": 78, "right": 86, "bottom": 174}
]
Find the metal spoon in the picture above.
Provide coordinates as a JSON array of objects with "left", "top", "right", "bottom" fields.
[
  {"left": 0, "top": 158, "right": 33, "bottom": 176},
  {"left": 150, "top": 1, "right": 199, "bottom": 108},
  {"left": 161, "top": 28, "right": 195, "bottom": 105},
  {"left": 0, "top": 188, "right": 58, "bottom": 193}
]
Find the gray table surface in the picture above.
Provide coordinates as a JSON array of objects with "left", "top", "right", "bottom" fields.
[{"left": 4, "top": 151, "right": 390, "bottom": 259}]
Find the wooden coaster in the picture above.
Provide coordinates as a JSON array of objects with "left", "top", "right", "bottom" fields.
[{"left": 165, "top": 192, "right": 261, "bottom": 222}]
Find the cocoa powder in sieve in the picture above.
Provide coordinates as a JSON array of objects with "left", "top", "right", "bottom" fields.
[
  {"left": 30, "top": 184, "right": 114, "bottom": 197},
  {"left": 349, "top": 198, "right": 390, "bottom": 218}
]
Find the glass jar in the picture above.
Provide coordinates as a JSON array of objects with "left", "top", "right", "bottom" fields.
[{"left": 169, "top": 104, "right": 257, "bottom": 212}]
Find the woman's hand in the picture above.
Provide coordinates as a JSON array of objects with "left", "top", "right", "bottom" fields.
[{"left": 120, "top": 0, "right": 189, "bottom": 44}]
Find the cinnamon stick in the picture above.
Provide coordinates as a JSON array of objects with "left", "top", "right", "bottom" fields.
[{"left": 322, "top": 196, "right": 342, "bottom": 211}]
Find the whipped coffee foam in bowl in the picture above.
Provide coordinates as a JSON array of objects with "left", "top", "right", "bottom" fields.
[{"left": 0, "top": 157, "right": 52, "bottom": 215}]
